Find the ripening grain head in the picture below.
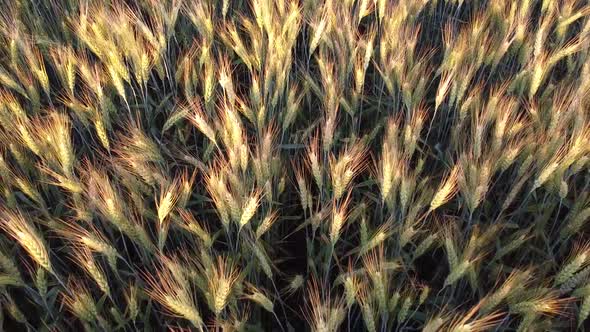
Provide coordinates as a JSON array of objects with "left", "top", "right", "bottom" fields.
[
  {"left": 144, "top": 256, "right": 203, "bottom": 327},
  {"left": 0, "top": 209, "right": 51, "bottom": 273}
]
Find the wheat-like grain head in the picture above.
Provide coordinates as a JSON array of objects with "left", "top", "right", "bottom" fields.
[{"left": 0, "top": 209, "right": 51, "bottom": 273}]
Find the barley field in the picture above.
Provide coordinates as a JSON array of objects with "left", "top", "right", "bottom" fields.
[{"left": 0, "top": 0, "right": 589, "bottom": 331}]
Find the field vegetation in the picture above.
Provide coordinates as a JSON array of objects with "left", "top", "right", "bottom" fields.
[{"left": 0, "top": 0, "right": 589, "bottom": 331}]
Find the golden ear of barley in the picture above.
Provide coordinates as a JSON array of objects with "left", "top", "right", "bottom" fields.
[
  {"left": 44, "top": 112, "right": 75, "bottom": 176},
  {"left": 447, "top": 298, "right": 506, "bottom": 331},
  {"left": 74, "top": 248, "right": 111, "bottom": 297},
  {"left": 43, "top": 167, "right": 82, "bottom": 193},
  {"left": 389, "top": 291, "right": 401, "bottom": 314},
  {"left": 444, "top": 232, "right": 458, "bottom": 272},
  {"left": 9, "top": 147, "right": 33, "bottom": 174},
  {"left": 66, "top": 63, "right": 76, "bottom": 95},
  {"left": 239, "top": 143, "right": 249, "bottom": 171},
  {"left": 331, "top": 146, "right": 366, "bottom": 200},
  {"left": 400, "top": 173, "right": 415, "bottom": 212},
  {"left": 138, "top": 53, "right": 151, "bottom": 86},
  {"left": 510, "top": 292, "right": 570, "bottom": 317},
  {"left": 397, "top": 295, "right": 413, "bottom": 322},
  {"left": 361, "top": 229, "right": 389, "bottom": 255},
  {"left": 162, "top": 107, "right": 190, "bottom": 132},
  {"left": 284, "top": 86, "right": 303, "bottom": 130},
  {"left": 145, "top": 257, "right": 203, "bottom": 327},
  {"left": 500, "top": 145, "right": 520, "bottom": 170},
  {"left": 27, "top": 84, "right": 41, "bottom": 112},
  {"left": 240, "top": 191, "right": 260, "bottom": 228},
  {"left": 245, "top": 287, "right": 274, "bottom": 313},
  {"left": 561, "top": 208, "right": 590, "bottom": 240},
  {"left": 399, "top": 224, "right": 416, "bottom": 248},
  {"left": 35, "top": 69, "right": 50, "bottom": 98},
  {"left": 178, "top": 210, "right": 212, "bottom": 247},
  {"left": 330, "top": 196, "right": 351, "bottom": 245},
  {"left": 560, "top": 266, "right": 590, "bottom": 293},
  {"left": 380, "top": 159, "right": 394, "bottom": 202},
  {"left": 495, "top": 229, "right": 531, "bottom": 260},
  {"left": 252, "top": 241, "right": 273, "bottom": 278},
  {"left": 18, "top": 123, "right": 41, "bottom": 156},
  {"left": 554, "top": 244, "right": 590, "bottom": 286},
  {"left": 424, "top": 316, "right": 446, "bottom": 332},
  {"left": 15, "top": 176, "right": 45, "bottom": 207},
  {"left": 1, "top": 92, "right": 26, "bottom": 119},
  {"left": 344, "top": 276, "right": 358, "bottom": 308},
  {"left": 157, "top": 178, "right": 181, "bottom": 226},
  {"left": 256, "top": 211, "right": 278, "bottom": 239},
  {"left": 328, "top": 306, "right": 347, "bottom": 332},
  {"left": 430, "top": 166, "right": 459, "bottom": 211},
  {"left": 210, "top": 257, "right": 239, "bottom": 315},
  {"left": 481, "top": 270, "right": 529, "bottom": 314},
  {"left": 187, "top": 101, "right": 217, "bottom": 145},
  {"left": 94, "top": 116, "right": 110, "bottom": 151},
  {"left": 435, "top": 72, "right": 453, "bottom": 110},
  {"left": 126, "top": 283, "right": 139, "bottom": 321},
  {"left": 284, "top": 274, "right": 304, "bottom": 295},
  {"left": 533, "top": 161, "right": 560, "bottom": 190},
  {"left": 307, "top": 137, "right": 324, "bottom": 190},
  {"left": 323, "top": 112, "right": 336, "bottom": 152},
  {"left": 134, "top": 224, "right": 155, "bottom": 252},
  {"left": 414, "top": 234, "right": 437, "bottom": 260},
  {"left": 164, "top": 295, "right": 203, "bottom": 327},
  {"left": 295, "top": 167, "right": 310, "bottom": 211},
  {"left": 80, "top": 235, "right": 118, "bottom": 270},
  {"left": 373, "top": 275, "right": 387, "bottom": 316},
  {"left": 528, "top": 61, "right": 546, "bottom": 99},
  {"left": 63, "top": 281, "right": 99, "bottom": 322},
  {"left": 0, "top": 210, "right": 52, "bottom": 272},
  {"left": 0, "top": 69, "right": 27, "bottom": 96},
  {"left": 360, "top": 299, "right": 377, "bottom": 332},
  {"left": 108, "top": 66, "right": 127, "bottom": 102},
  {"left": 444, "top": 260, "right": 471, "bottom": 286},
  {"left": 309, "top": 16, "right": 328, "bottom": 55}
]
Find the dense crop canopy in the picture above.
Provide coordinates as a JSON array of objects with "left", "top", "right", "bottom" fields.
[{"left": 0, "top": 0, "right": 588, "bottom": 331}]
